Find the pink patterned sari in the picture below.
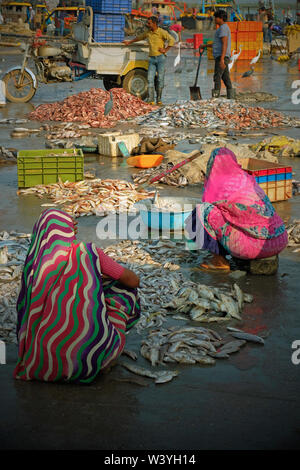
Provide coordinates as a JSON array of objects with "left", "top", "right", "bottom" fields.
[{"left": 187, "top": 147, "right": 288, "bottom": 260}]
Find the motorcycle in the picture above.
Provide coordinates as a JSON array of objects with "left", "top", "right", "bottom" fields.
[{"left": 2, "top": 35, "right": 82, "bottom": 103}]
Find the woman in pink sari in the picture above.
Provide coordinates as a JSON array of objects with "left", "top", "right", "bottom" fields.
[{"left": 185, "top": 147, "right": 288, "bottom": 271}]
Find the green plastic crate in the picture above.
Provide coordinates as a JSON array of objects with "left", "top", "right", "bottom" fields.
[{"left": 17, "top": 148, "right": 84, "bottom": 188}]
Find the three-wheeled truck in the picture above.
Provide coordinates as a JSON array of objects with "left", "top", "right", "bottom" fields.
[
  {"left": 71, "top": 7, "right": 150, "bottom": 99},
  {"left": 2, "top": 6, "right": 150, "bottom": 102}
]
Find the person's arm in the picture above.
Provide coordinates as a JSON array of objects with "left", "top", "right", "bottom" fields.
[
  {"left": 118, "top": 268, "right": 140, "bottom": 289},
  {"left": 96, "top": 247, "right": 140, "bottom": 288},
  {"left": 123, "top": 32, "right": 147, "bottom": 46},
  {"left": 220, "top": 35, "right": 228, "bottom": 70},
  {"left": 159, "top": 29, "right": 175, "bottom": 54}
]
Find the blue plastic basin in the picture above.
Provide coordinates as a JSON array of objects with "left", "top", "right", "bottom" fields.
[{"left": 134, "top": 196, "right": 201, "bottom": 231}]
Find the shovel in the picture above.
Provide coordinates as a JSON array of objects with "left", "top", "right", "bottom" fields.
[
  {"left": 190, "top": 48, "right": 204, "bottom": 101},
  {"left": 136, "top": 150, "right": 203, "bottom": 192},
  {"left": 118, "top": 141, "right": 131, "bottom": 167}
]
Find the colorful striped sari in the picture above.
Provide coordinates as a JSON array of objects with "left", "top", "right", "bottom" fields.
[{"left": 14, "top": 209, "right": 140, "bottom": 383}]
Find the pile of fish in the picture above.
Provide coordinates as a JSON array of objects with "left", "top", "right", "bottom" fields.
[
  {"left": 135, "top": 99, "right": 298, "bottom": 131},
  {"left": 28, "top": 88, "right": 157, "bottom": 128},
  {"left": 140, "top": 325, "right": 264, "bottom": 368},
  {"left": 42, "top": 122, "right": 92, "bottom": 141},
  {"left": 138, "top": 127, "right": 227, "bottom": 146},
  {"left": 161, "top": 281, "right": 252, "bottom": 323},
  {"left": 132, "top": 161, "right": 191, "bottom": 187},
  {"left": 121, "top": 325, "right": 264, "bottom": 385},
  {"left": 103, "top": 239, "right": 253, "bottom": 328},
  {"left": 286, "top": 219, "right": 300, "bottom": 251},
  {"left": 17, "top": 178, "right": 155, "bottom": 217},
  {"left": 0, "top": 231, "right": 31, "bottom": 344},
  {"left": 0, "top": 146, "right": 17, "bottom": 164}
]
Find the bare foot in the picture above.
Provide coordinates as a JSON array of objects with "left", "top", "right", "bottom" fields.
[{"left": 200, "top": 254, "right": 230, "bottom": 271}]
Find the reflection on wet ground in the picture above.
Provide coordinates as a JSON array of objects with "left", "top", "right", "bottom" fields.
[{"left": 0, "top": 43, "right": 300, "bottom": 450}]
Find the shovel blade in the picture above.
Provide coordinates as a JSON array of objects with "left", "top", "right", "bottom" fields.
[
  {"left": 118, "top": 141, "right": 130, "bottom": 157},
  {"left": 189, "top": 86, "right": 202, "bottom": 101}
]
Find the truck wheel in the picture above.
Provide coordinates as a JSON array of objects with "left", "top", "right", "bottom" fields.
[
  {"left": 122, "top": 68, "right": 148, "bottom": 100},
  {"left": 3, "top": 69, "right": 36, "bottom": 103},
  {"left": 103, "top": 76, "right": 121, "bottom": 91}
]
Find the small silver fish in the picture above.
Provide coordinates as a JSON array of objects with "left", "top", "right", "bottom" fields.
[
  {"left": 121, "top": 362, "right": 157, "bottom": 379},
  {"left": 122, "top": 349, "right": 138, "bottom": 361},
  {"left": 154, "top": 370, "right": 179, "bottom": 384},
  {"left": 230, "top": 331, "right": 265, "bottom": 345},
  {"left": 218, "top": 339, "right": 246, "bottom": 354}
]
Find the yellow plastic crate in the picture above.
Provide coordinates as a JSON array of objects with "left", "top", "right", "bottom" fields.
[{"left": 17, "top": 148, "right": 84, "bottom": 188}]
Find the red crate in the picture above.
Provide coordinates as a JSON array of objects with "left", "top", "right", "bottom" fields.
[{"left": 193, "top": 33, "right": 203, "bottom": 49}]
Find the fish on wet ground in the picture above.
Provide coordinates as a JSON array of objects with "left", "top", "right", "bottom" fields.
[
  {"left": 227, "top": 326, "right": 265, "bottom": 344},
  {"left": 121, "top": 362, "right": 179, "bottom": 384},
  {"left": 135, "top": 98, "right": 299, "bottom": 131},
  {"left": 17, "top": 178, "right": 155, "bottom": 218},
  {"left": 103, "top": 240, "right": 254, "bottom": 327},
  {"left": 139, "top": 324, "right": 249, "bottom": 367},
  {"left": 28, "top": 88, "right": 158, "bottom": 128},
  {"left": 0, "top": 231, "right": 31, "bottom": 344}
]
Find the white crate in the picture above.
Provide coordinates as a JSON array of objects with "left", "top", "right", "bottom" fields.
[{"left": 98, "top": 132, "right": 140, "bottom": 157}]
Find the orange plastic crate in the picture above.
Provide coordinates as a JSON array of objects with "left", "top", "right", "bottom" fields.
[
  {"left": 227, "top": 21, "right": 238, "bottom": 32},
  {"left": 248, "top": 50, "right": 257, "bottom": 60},
  {"left": 231, "top": 32, "right": 237, "bottom": 42},
  {"left": 238, "top": 21, "right": 250, "bottom": 31},
  {"left": 239, "top": 50, "right": 249, "bottom": 60},
  {"left": 237, "top": 31, "right": 249, "bottom": 42},
  {"left": 248, "top": 31, "right": 257, "bottom": 41},
  {"left": 250, "top": 21, "right": 262, "bottom": 31}
]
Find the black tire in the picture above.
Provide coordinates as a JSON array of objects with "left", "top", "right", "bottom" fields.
[
  {"left": 3, "top": 69, "right": 36, "bottom": 103},
  {"left": 122, "top": 68, "right": 148, "bottom": 100},
  {"left": 103, "top": 75, "right": 122, "bottom": 91}
]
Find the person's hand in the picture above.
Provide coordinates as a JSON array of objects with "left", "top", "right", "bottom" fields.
[
  {"left": 123, "top": 40, "right": 131, "bottom": 45},
  {"left": 73, "top": 218, "right": 78, "bottom": 235},
  {"left": 159, "top": 47, "right": 167, "bottom": 54},
  {"left": 220, "top": 58, "right": 226, "bottom": 70}
]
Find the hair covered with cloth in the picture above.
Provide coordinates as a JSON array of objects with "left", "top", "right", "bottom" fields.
[
  {"left": 14, "top": 209, "right": 140, "bottom": 383},
  {"left": 188, "top": 147, "right": 288, "bottom": 260}
]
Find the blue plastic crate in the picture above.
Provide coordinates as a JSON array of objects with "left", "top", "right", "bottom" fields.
[
  {"left": 93, "top": 28, "right": 125, "bottom": 43},
  {"left": 93, "top": 13, "right": 125, "bottom": 40},
  {"left": 100, "top": 0, "right": 132, "bottom": 13},
  {"left": 86, "top": 0, "right": 131, "bottom": 14}
]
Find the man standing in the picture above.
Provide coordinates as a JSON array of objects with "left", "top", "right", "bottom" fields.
[
  {"left": 203, "top": 10, "right": 234, "bottom": 99},
  {"left": 123, "top": 16, "right": 175, "bottom": 105},
  {"left": 257, "top": 6, "right": 268, "bottom": 42}
]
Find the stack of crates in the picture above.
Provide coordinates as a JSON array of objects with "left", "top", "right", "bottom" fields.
[
  {"left": 85, "top": 0, "right": 131, "bottom": 43},
  {"left": 207, "top": 21, "right": 263, "bottom": 61},
  {"left": 236, "top": 21, "right": 263, "bottom": 60}
]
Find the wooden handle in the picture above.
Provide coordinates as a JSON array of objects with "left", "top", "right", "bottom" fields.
[{"left": 149, "top": 151, "right": 202, "bottom": 184}]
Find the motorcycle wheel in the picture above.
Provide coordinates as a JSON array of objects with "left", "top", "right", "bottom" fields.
[{"left": 3, "top": 69, "right": 36, "bottom": 103}]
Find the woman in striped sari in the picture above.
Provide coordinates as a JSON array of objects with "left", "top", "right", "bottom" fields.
[{"left": 14, "top": 209, "right": 140, "bottom": 384}]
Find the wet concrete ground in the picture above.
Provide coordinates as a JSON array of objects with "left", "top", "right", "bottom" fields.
[{"left": 0, "top": 40, "right": 300, "bottom": 451}]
